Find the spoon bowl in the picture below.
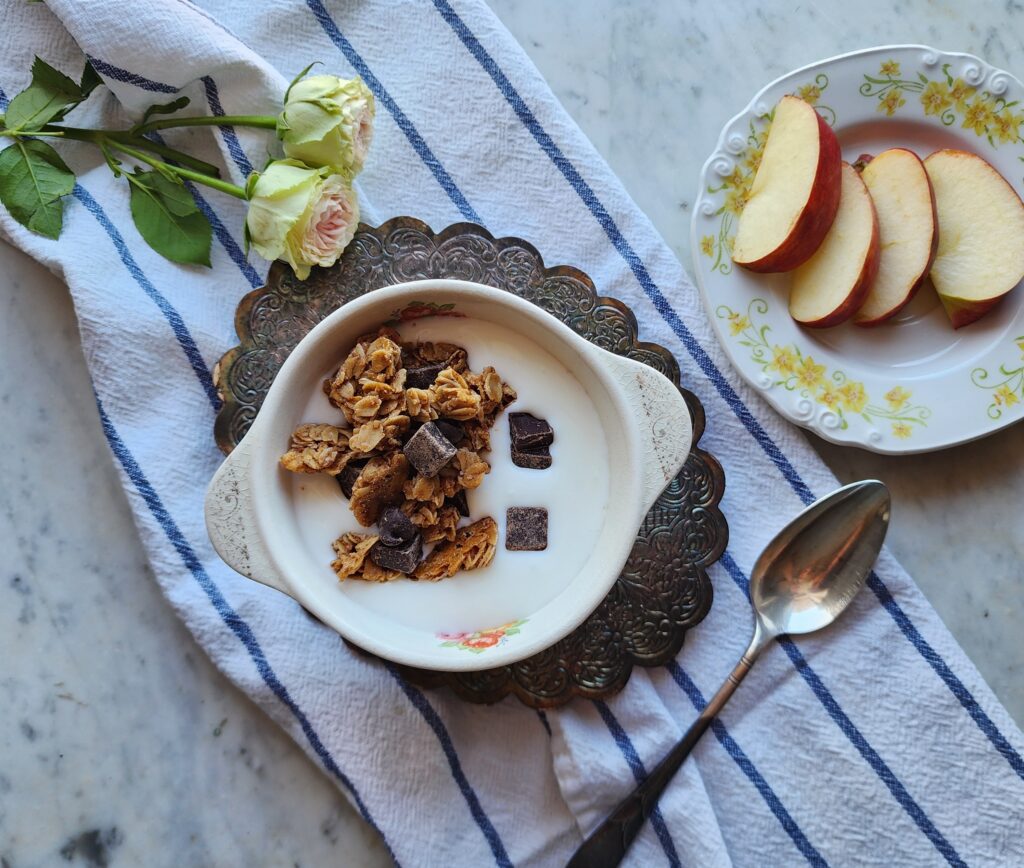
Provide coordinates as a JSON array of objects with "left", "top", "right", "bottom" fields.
[{"left": 750, "top": 480, "right": 891, "bottom": 636}]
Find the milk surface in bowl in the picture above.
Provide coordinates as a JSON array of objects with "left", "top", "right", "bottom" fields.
[{"left": 287, "top": 312, "right": 611, "bottom": 633}]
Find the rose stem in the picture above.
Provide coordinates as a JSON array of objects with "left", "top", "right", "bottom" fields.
[
  {"left": 105, "top": 139, "right": 248, "bottom": 199},
  {"left": 132, "top": 114, "right": 278, "bottom": 135}
]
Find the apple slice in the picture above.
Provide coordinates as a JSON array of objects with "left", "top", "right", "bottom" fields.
[
  {"left": 854, "top": 149, "right": 938, "bottom": 326},
  {"left": 789, "top": 162, "right": 880, "bottom": 328},
  {"left": 924, "top": 149, "right": 1024, "bottom": 328},
  {"left": 732, "top": 95, "right": 842, "bottom": 272}
]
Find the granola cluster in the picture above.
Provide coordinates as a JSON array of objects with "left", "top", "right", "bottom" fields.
[
  {"left": 330, "top": 517, "right": 498, "bottom": 583},
  {"left": 280, "top": 328, "right": 515, "bottom": 582}
]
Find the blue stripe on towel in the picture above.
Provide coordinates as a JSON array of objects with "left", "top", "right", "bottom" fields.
[
  {"left": 71, "top": 184, "right": 221, "bottom": 410},
  {"left": 719, "top": 553, "right": 966, "bottom": 867},
  {"left": 93, "top": 397, "right": 398, "bottom": 865},
  {"left": 866, "top": 571, "right": 1024, "bottom": 781},
  {"left": 664, "top": 661, "right": 828, "bottom": 867},
  {"left": 428, "top": 0, "right": 1024, "bottom": 791},
  {"left": 536, "top": 710, "right": 552, "bottom": 736},
  {"left": 201, "top": 75, "right": 255, "bottom": 177},
  {"left": 593, "top": 701, "right": 682, "bottom": 867},
  {"left": 304, "top": 0, "right": 482, "bottom": 224},
  {"left": 386, "top": 665, "right": 513, "bottom": 868},
  {"left": 87, "top": 55, "right": 179, "bottom": 94}
]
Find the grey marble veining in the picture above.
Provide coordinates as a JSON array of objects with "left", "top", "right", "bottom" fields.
[
  {"left": 2, "top": 1, "right": 1023, "bottom": 864},
  {"left": 0, "top": 244, "right": 389, "bottom": 867},
  {"left": 486, "top": 0, "right": 1024, "bottom": 723}
]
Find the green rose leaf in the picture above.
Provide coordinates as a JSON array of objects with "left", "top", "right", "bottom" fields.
[
  {"left": 4, "top": 57, "right": 85, "bottom": 132},
  {"left": 0, "top": 139, "right": 75, "bottom": 239},
  {"left": 79, "top": 62, "right": 103, "bottom": 99},
  {"left": 128, "top": 170, "right": 212, "bottom": 267}
]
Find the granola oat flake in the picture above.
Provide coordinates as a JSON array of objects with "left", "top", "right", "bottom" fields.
[{"left": 281, "top": 327, "right": 516, "bottom": 582}]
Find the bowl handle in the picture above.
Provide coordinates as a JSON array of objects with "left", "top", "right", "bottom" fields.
[
  {"left": 205, "top": 440, "right": 291, "bottom": 596},
  {"left": 600, "top": 352, "right": 693, "bottom": 513}
]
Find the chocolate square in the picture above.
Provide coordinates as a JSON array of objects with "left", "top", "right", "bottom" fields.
[
  {"left": 506, "top": 507, "right": 548, "bottom": 551},
  {"left": 511, "top": 446, "right": 551, "bottom": 470},
  {"left": 403, "top": 422, "right": 457, "bottom": 477},
  {"left": 447, "top": 489, "right": 470, "bottom": 518},
  {"left": 405, "top": 361, "right": 446, "bottom": 390},
  {"left": 337, "top": 459, "right": 369, "bottom": 499},
  {"left": 370, "top": 533, "right": 422, "bottom": 574},
  {"left": 509, "top": 413, "right": 553, "bottom": 451},
  {"left": 400, "top": 420, "right": 423, "bottom": 444},
  {"left": 379, "top": 507, "right": 417, "bottom": 547},
  {"left": 434, "top": 419, "right": 465, "bottom": 446}
]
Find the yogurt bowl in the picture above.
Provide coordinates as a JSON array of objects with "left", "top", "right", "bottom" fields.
[{"left": 205, "top": 279, "right": 692, "bottom": 671}]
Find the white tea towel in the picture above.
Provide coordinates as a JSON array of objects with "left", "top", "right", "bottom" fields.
[{"left": 2, "top": 1, "right": 1022, "bottom": 865}]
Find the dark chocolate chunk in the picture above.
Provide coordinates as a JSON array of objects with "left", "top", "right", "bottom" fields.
[
  {"left": 405, "top": 361, "right": 446, "bottom": 390},
  {"left": 401, "top": 420, "right": 424, "bottom": 444},
  {"left": 506, "top": 507, "right": 548, "bottom": 551},
  {"left": 369, "top": 533, "right": 423, "bottom": 574},
  {"left": 448, "top": 489, "right": 470, "bottom": 518},
  {"left": 337, "top": 459, "right": 369, "bottom": 499},
  {"left": 379, "top": 507, "right": 417, "bottom": 547},
  {"left": 511, "top": 446, "right": 552, "bottom": 470},
  {"left": 403, "top": 421, "right": 457, "bottom": 477},
  {"left": 434, "top": 419, "right": 465, "bottom": 446},
  {"left": 509, "top": 412, "right": 554, "bottom": 451}
]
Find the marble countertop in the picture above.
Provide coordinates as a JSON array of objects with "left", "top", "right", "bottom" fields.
[{"left": 2, "top": 1, "right": 1022, "bottom": 865}]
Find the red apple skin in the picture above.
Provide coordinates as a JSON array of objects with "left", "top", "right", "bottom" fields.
[
  {"left": 797, "top": 202, "right": 881, "bottom": 329},
  {"left": 736, "top": 110, "right": 843, "bottom": 273},
  {"left": 926, "top": 148, "right": 1024, "bottom": 329},
  {"left": 943, "top": 295, "right": 1007, "bottom": 329},
  {"left": 855, "top": 149, "right": 939, "bottom": 328}
]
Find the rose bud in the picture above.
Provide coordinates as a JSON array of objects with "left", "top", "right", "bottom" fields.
[{"left": 278, "top": 74, "right": 375, "bottom": 176}]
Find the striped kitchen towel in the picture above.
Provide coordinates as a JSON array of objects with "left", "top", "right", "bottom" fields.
[{"left": 2, "top": 1, "right": 1022, "bottom": 864}]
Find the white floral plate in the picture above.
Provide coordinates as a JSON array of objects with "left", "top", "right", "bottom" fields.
[{"left": 691, "top": 45, "right": 1024, "bottom": 454}]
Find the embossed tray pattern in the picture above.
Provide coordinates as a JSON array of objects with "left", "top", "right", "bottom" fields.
[{"left": 214, "top": 217, "right": 727, "bottom": 708}]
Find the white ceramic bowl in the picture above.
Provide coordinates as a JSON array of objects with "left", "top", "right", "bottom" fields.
[{"left": 205, "top": 279, "right": 692, "bottom": 671}]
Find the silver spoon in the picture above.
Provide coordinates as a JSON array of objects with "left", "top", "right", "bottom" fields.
[{"left": 568, "top": 480, "right": 891, "bottom": 868}]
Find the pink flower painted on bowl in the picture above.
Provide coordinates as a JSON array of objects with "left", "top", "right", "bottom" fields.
[
  {"left": 438, "top": 619, "right": 527, "bottom": 653},
  {"left": 463, "top": 633, "right": 502, "bottom": 650}
]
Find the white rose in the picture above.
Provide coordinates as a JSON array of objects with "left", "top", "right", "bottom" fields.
[
  {"left": 245, "top": 159, "right": 359, "bottom": 280},
  {"left": 278, "top": 74, "right": 375, "bottom": 176}
]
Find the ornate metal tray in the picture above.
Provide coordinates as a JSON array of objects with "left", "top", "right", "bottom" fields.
[{"left": 214, "top": 217, "right": 727, "bottom": 708}]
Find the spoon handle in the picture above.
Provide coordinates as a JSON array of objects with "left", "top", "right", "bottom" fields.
[{"left": 567, "top": 627, "right": 771, "bottom": 868}]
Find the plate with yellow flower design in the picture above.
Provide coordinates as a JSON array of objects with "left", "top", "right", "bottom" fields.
[{"left": 692, "top": 45, "right": 1024, "bottom": 454}]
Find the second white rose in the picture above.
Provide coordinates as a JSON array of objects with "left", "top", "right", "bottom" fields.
[{"left": 278, "top": 74, "right": 375, "bottom": 176}]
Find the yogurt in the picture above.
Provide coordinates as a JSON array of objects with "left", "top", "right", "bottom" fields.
[{"left": 287, "top": 315, "right": 610, "bottom": 633}]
